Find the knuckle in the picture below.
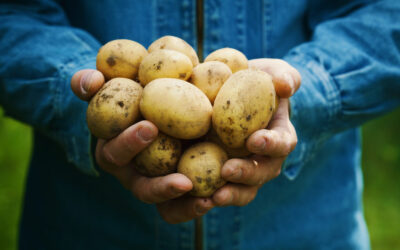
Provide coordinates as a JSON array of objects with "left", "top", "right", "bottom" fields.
[
  {"left": 161, "top": 213, "right": 176, "bottom": 224},
  {"left": 275, "top": 59, "right": 286, "bottom": 65},
  {"left": 274, "top": 167, "right": 282, "bottom": 178},
  {"left": 135, "top": 191, "right": 151, "bottom": 204},
  {"left": 157, "top": 208, "right": 176, "bottom": 224},
  {"left": 102, "top": 147, "right": 125, "bottom": 167},
  {"left": 257, "top": 175, "right": 267, "bottom": 186},
  {"left": 131, "top": 184, "right": 152, "bottom": 204},
  {"left": 283, "top": 142, "right": 292, "bottom": 156},
  {"left": 121, "top": 133, "right": 140, "bottom": 154},
  {"left": 290, "top": 138, "right": 298, "bottom": 151}
]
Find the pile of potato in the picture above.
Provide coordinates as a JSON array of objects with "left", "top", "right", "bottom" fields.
[{"left": 87, "top": 36, "right": 276, "bottom": 197}]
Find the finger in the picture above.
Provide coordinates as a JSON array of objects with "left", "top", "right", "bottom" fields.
[
  {"left": 246, "top": 130, "right": 295, "bottom": 157},
  {"left": 246, "top": 99, "right": 297, "bottom": 157},
  {"left": 212, "top": 183, "right": 258, "bottom": 207},
  {"left": 157, "top": 196, "right": 214, "bottom": 224},
  {"left": 96, "top": 120, "right": 158, "bottom": 167},
  {"left": 249, "top": 58, "right": 301, "bottom": 98},
  {"left": 130, "top": 173, "right": 193, "bottom": 204},
  {"left": 70, "top": 69, "right": 105, "bottom": 101},
  {"left": 221, "top": 157, "right": 284, "bottom": 186},
  {"left": 97, "top": 150, "right": 193, "bottom": 204}
]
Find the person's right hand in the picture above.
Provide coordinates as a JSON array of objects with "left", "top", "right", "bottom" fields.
[{"left": 71, "top": 69, "right": 215, "bottom": 223}]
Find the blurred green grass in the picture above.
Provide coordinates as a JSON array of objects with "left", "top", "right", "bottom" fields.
[
  {"left": 0, "top": 106, "right": 399, "bottom": 249},
  {"left": 362, "top": 107, "right": 400, "bottom": 249},
  {"left": 0, "top": 108, "right": 31, "bottom": 250}
]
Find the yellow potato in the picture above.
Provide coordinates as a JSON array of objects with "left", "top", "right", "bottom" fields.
[
  {"left": 148, "top": 35, "right": 199, "bottom": 67},
  {"left": 86, "top": 78, "right": 143, "bottom": 139},
  {"left": 138, "top": 49, "right": 193, "bottom": 86},
  {"left": 178, "top": 142, "right": 228, "bottom": 197},
  {"left": 205, "top": 128, "right": 251, "bottom": 158},
  {"left": 212, "top": 69, "right": 276, "bottom": 148},
  {"left": 134, "top": 133, "right": 182, "bottom": 177},
  {"left": 190, "top": 61, "right": 232, "bottom": 104},
  {"left": 204, "top": 48, "right": 248, "bottom": 73},
  {"left": 96, "top": 39, "right": 148, "bottom": 80},
  {"left": 140, "top": 78, "right": 212, "bottom": 139}
]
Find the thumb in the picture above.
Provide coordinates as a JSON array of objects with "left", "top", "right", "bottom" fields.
[
  {"left": 249, "top": 58, "right": 301, "bottom": 98},
  {"left": 71, "top": 69, "right": 105, "bottom": 101}
]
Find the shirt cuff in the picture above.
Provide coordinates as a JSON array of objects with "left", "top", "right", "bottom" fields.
[
  {"left": 54, "top": 54, "right": 99, "bottom": 176},
  {"left": 282, "top": 52, "right": 342, "bottom": 180}
]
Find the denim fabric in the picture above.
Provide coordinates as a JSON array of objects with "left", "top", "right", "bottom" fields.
[{"left": 0, "top": 0, "right": 400, "bottom": 249}]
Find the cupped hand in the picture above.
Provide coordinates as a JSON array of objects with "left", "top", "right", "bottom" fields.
[
  {"left": 212, "top": 59, "right": 300, "bottom": 206},
  {"left": 71, "top": 69, "right": 214, "bottom": 224}
]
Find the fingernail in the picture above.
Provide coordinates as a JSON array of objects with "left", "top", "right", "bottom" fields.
[
  {"left": 81, "top": 72, "right": 93, "bottom": 93},
  {"left": 252, "top": 138, "right": 266, "bottom": 152},
  {"left": 138, "top": 126, "right": 156, "bottom": 142},
  {"left": 283, "top": 73, "right": 295, "bottom": 96},
  {"left": 228, "top": 168, "right": 242, "bottom": 181}
]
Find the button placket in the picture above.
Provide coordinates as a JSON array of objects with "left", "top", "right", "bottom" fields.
[
  {"left": 179, "top": 221, "right": 194, "bottom": 250},
  {"left": 205, "top": 0, "right": 221, "bottom": 53},
  {"left": 207, "top": 208, "right": 220, "bottom": 250},
  {"left": 234, "top": 0, "right": 246, "bottom": 52},
  {"left": 180, "top": 0, "right": 193, "bottom": 43},
  {"left": 262, "top": 0, "right": 272, "bottom": 57}
]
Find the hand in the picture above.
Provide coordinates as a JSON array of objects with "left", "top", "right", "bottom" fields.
[
  {"left": 71, "top": 69, "right": 214, "bottom": 224},
  {"left": 212, "top": 59, "right": 300, "bottom": 206}
]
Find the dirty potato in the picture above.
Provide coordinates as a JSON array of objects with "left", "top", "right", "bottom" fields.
[
  {"left": 148, "top": 35, "right": 199, "bottom": 67},
  {"left": 96, "top": 39, "right": 148, "bottom": 80},
  {"left": 134, "top": 133, "right": 182, "bottom": 177},
  {"left": 212, "top": 69, "right": 276, "bottom": 148},
  {"left": 190, "top": 61, "right": 232, "bottom": 104},
  {"left": 86, "top": 78, "right": 143, "bottom": 139},
  {"left": 205, "top": 128, "right": 251, "bottom": 158},
  {"left": 204, "top": 48, "right": 248, "bottom": 73},
  {"left": 140, "top": 78, "right": 212, "bottom": 139},
  {"left": 178, "top": 142, "right": 228, "bottom": 197},
  {"left": 138, "top": 49, "right": 193, "bottom": 86}
]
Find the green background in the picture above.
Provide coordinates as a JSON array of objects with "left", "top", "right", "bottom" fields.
[{"left": 0, "top": 107, "right": 399, "bottom": 249}]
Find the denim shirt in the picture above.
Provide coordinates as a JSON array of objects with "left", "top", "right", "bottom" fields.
[{"left": 1, "top": 0, "right": 400, "bottom": 249}]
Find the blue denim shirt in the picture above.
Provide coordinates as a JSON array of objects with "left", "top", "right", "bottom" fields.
[{"left": 1, "top": 0, "right": 400, "bottom": 249}]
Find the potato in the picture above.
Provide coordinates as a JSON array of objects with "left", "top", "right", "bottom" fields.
[
  {"left": 204, "top": 48, "right": 248, "bottom": 73},
  {"left": 86, "top": 78, "right": 143, "bottom": 139},
  {"left": 178, "top": 142, "right": 228, "bottom": 197},
  {"left": 148, "top": 35, "right": 199, "bottom": 67},
  {"left": 190, "top": 61, "right": 232, "bottom": 104},
  {"left": 96, "top": 39, "right": 148, "bottom": 80},
  {"left": 138, "top": 49, "right": 193, "bottom": 86},
  {"left": 134, "top": 133, "right": 181, "bottom": 177},
  {"left": 140, "top": 78, "right": 212, "bottom": 139},
  {"left": 205, "top": 128, "right": 251, "bottom": 158},
  {"left": 213, "top": 69, "right": 276, "bottom": 148}
]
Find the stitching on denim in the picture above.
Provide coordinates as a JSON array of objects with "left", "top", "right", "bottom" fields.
[
  {"left": 180, "top": 0, "right": 192, "bottom": 43},
  {"left": 54, "top": 53, "right": 97, "bottom": 176},
  {"left": 155, "top": 0, "right": 166, "bottom": 38},
  {"left": 235, "top": 0, "right": 245, "bottom": 52},
  {"left": 262, "top": 0, "right": 272, "bottom": 57}
]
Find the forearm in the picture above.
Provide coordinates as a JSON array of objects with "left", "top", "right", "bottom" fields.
[
  {"left": 0, "top": 1, "right": 100, "bottom": 175},
  {"left": 283, "top": 0, "right": 400, "bottom": 178}
]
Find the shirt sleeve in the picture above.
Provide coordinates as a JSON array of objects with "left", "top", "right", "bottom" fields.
[
  {"left": 0, "top": 1, "right": 101, "bottom": 176},
  {"left": 282, "top": 0, "right": 400, "bottom": 179}
]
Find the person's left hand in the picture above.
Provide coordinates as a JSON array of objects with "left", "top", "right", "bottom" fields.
[{"left": 212, "top": 59, "right": 300, "bottom": 206}]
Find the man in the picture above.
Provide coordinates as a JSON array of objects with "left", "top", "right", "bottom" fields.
[{"left": 0, "top": 0, "right": 399, "bottom": 249}]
